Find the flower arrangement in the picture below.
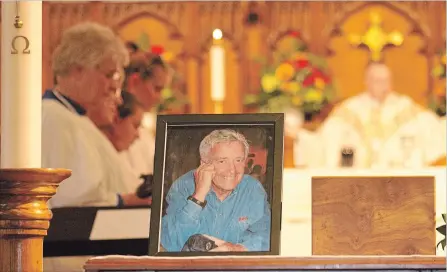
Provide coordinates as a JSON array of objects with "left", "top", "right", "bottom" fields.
[
  {"left": 244, "top": 31, "right": 336, "bottom": 120},
  {"left": 134, "top": 32, "right": 189, "bottom": 113},
  {"left": 430, "top": 51, "right": 446, "bottom": 117}
]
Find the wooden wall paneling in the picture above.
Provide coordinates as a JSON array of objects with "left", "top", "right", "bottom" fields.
[
  {"left": 88, "top": 1, "right": 105, "bottom": 24},
  {"left": 181, "top": 3, "right": 200, "bottom": 113},
  {"left": 240, "top": 2, "right": 270, "bottom": 114},
  {"left": 309, "top": 2, "right": 326, "bottom": 55},
  {"left": 241, "top": 25, "right": 265, "bottom": 106},
  {"left": 104, "top": 2, "right": 187, "bottom": 38}
]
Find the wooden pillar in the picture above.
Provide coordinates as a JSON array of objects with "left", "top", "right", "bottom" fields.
[
  {"left": 89, "top": 1, "right": 105, "bottom": 24},
  {"left": 183, "top": 3, "right": 201, "bottom": 113},
  {"left": 0, "top": 168, "right": 71, "bottom": 272},
  {"left": 185, "top": 57, "right": 200, "bottom": 113}
]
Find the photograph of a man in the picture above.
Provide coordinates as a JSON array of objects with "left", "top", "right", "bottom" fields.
[{"left": 160, "top": 129, "right": 271, "bottom": 252}]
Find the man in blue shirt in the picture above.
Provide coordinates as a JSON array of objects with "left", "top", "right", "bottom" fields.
[{"left": 161, "top": 129, "right": 271, "bottom": 252}]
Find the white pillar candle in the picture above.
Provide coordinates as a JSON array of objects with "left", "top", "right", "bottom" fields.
[
  {"left": 1, "top": 2, "right": 42, "bottom": 168},
  {"left": 210, "top": 29, "right": 225, "bottom": 102}
]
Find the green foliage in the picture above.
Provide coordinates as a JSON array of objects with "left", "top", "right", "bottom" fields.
[
  {"left": 437, "top": 213, "right": 446, "bottom": 250},
  {"left": 430, "top": 51, "right": 446, "bottom": 117},
  {"left": 136, "top": 32, "right": 150, "bottom": 52}
]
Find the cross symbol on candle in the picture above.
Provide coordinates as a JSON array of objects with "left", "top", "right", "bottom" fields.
[{"left": 348, "top": 12, "right": 404, "bottom": 61}]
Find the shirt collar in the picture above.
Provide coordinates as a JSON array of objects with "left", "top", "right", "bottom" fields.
[{"left": 43, "top": 89, "right": 87, "bottom": 116}]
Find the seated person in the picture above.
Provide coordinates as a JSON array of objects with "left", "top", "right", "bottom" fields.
[
  {"left": 122, "top": 54, "right": 168, "bottom": 177},
  {"left": 88, "top": 91, "right": 149, "bottom": 196},
  {"left": 42, "top": 22, "right": 145, "bottom": 208},
  {"left": 161, "top": 129, "right": 271, "bottom": 252}
]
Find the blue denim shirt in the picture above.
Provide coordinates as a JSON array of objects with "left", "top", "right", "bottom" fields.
[{"left": 161, "top": 170, "right": 271, "bottom": 252}]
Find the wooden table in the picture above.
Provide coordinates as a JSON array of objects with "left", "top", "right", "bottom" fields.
[{"left": 84, "top": 255, "right": 446, "bottom": 271}]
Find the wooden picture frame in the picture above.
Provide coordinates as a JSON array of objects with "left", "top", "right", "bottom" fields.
[{"left": 149, "top": 113, "right": 284, "bottom": 256}]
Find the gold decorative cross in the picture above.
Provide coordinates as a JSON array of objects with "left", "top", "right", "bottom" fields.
[{"left": 349, "top": 12, "right": 404, "bottom": 61}]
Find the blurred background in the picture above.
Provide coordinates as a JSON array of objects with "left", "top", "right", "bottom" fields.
[{"left": 6, "top": 1, "right": 443, "bottom": 168}]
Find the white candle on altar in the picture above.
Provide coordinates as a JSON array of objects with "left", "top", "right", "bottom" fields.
[
  {"left": 1, "top": 2, "right": 42, "bottom": 168},
  {"left": 210, "top": 29, "right": 225, "bottom": 102}
]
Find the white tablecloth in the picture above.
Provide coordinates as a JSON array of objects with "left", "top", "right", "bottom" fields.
[{"left": 280, "top": 167, "right": 446, "bottom": 256}]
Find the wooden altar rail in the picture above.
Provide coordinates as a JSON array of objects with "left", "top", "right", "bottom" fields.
[{"left": 84, "top": 256, "right": 446, "bottom": 272}]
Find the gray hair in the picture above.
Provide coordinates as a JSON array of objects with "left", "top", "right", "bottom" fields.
[
  {"left": 199, "top": 129, "right": 250, "bottom": 161},
  {"left": 52, "top": 22, "right": 129, "bottom": 76}
]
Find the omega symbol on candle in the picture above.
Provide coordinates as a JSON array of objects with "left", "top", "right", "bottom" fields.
[{"left": 11, "top": 36, "right": 31, "bottom": 55}]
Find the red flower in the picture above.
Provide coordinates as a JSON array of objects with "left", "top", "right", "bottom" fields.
[
  {"left": 289, "top": 31, "right": 301, "bottom": 38},
  {"left": 151, "top": 45, "right": 164, "bottom": 55},
  {"left": 295, "top": 59, "right": 310, "bottom": 69},
  {"left": 303, "top": 68, "right": 331, "bottom": 87},
  {"left": 302, "top": 73, "right": 315, "bottom": 87},
  {"left": 312, "top": 68, "right": 331, "bottom": 83},
  {"left": 131, "top": 73, "right": 139, "bottom": 81}
]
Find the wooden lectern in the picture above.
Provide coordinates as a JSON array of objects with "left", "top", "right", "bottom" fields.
[{"left": 0, "top": 169, "right": 71, "bottom": 272}]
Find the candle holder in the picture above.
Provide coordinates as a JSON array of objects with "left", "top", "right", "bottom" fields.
[
  {"left": 340, "top": 147, "right": 355, "bottom": 167},
  {"left": 0, "top": 168, "right": 71, "bottom": 272}
]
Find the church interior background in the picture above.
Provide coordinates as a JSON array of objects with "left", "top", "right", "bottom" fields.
[
  {"left": 0, "top": 1, "right": 446, "bottom": 271},
  {"left": 0, "top": 1, "right": 442, "bottom": 167}
]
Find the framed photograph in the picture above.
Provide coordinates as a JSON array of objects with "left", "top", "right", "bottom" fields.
[{"left": 149, "top": 113, "right": 283, "bottom": 256}]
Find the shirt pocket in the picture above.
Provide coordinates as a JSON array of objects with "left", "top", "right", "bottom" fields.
[
  {"left": 237, "top": 219, "right": 250, "bottom": 231},
  {"left": 230, "top": 218, "right": 250, "bottom": 243}
]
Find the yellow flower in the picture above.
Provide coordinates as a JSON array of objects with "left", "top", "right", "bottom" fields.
[
  {"left": 291, "top": 95, "right": 302, "bottom": 106},
  {"left": 161, "top": 52, "right": 175, "bottom": 63},
  {"left": 433, "top": 66, "right": 444, "bottom": 77},
  {"left": 281, "top": 81, "right": 301, "bottom": 94},
  {"left": 435, "top": 81, "right": 446, "bottom": 96},
  {"left": 304, "top": 89, "right": 323, "bottom": 103},
  {"left": 290, "top": 52, "right": 307, "bottom": 61},
  {"left": 275, "top": 63, "right": 295, "bottom": 82},
  {"left": 442, "top": 55, "right": 446, "bottom": 65},
  {"left": 261, "top": 74, "right": 279, "bottom": 93},
  {"left": 314, "top": 78, "right": 325, "bottom": 89},
  {"left": 161, "top": 88, "right": 172, "bottom": 99}
]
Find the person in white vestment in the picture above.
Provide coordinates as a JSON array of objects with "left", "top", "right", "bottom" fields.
[
  {"left": 88, "top": 90, "right": 147, "bottom": 194},
  {"left": 42, "top": 22, "right": 147, "bottom": 208},
  {"left": 120, "top": 54, "right": 168, "bottom": 176},
  {"left": 288, "top": 62, "right": 446, "bottom": 168}
]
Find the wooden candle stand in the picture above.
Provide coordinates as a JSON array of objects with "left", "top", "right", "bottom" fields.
[{"left": 0, "top": 168, "right": 71, "bottom": 272}]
